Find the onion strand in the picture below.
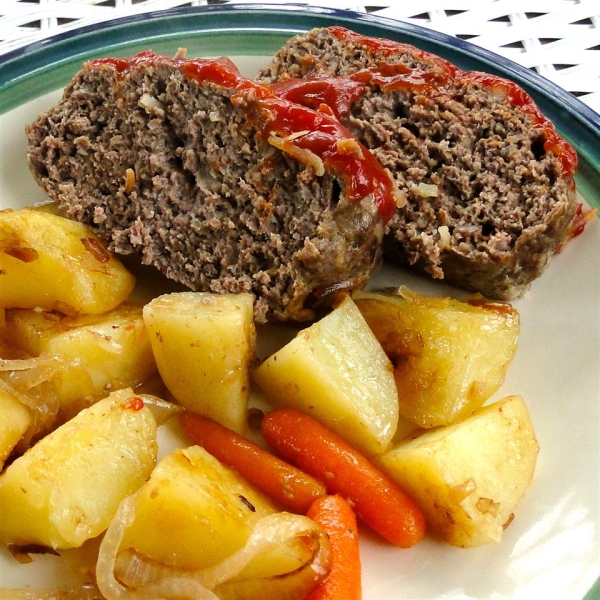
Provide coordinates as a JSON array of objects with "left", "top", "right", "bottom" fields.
[{"left": 97, "top": 494, "right": 330, "bottom": 600}]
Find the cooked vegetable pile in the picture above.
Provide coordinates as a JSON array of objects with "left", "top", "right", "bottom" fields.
[{"left": 0, "top": 207, "right": 540, "bottom": 599}]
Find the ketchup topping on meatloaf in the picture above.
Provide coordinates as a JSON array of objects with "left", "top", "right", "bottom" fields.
[
  {"left": 270, "top": 28, "right": 576, "bottom": 179},
  {"left": 26, "top": 50, "right": 397, "bottom": 323},
  {"left": 92, "top": 51, "right": 397, "bottom": 222},
  {"left": 259, "top": 27, "right": 580, "bottom": 300}
]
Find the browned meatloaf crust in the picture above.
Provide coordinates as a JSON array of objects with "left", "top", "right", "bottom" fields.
[
  {"left": 26, "top": 51, "right": 398, "bottom": 323},
  {"left": 258, "top": 27, "right": 579, "bottom": 300}
]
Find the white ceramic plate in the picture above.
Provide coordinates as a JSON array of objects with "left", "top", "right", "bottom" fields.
[{"left": 0, "top": 5, "right": 599, "bottom": 599}]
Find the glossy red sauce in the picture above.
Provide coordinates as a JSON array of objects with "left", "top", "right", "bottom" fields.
[
  {"left": 329, "top": 26, "right": 459, "bottom": 77},
  {"left": 120, "top": 395, "right": 145, "bottom": 411},
  {"left": 89, "top": 52, "right": 397, "bottom": 222},
  {"left": 270, "top": 76, "right": 366, "bottom": 120},
  {"left": 321, "top": 27, "right": 578, "bottom": 178},
  {"left": 567, "top": 203, "right": 597, "bottom": 239},
  {"left": 245, "top": 96, "right": 397, "bottom": 221},
  {"left": 462, "top": 72, "right": 578, "bottom": 178},
  {"left": 93, "top": 52, "right": 248, "bottom": 90},
  {"left": 271, "top": 66, "right": 452, "bottom": 119},
  {"left": 353, "top": 62, "right": 452, "bottom": 95}
]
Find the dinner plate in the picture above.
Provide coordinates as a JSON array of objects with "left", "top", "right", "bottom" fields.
[{"left": 0, "top": 4, "right": 599, "bottom": 600}]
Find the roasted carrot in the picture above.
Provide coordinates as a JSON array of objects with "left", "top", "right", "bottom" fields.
[
  {"left": 306, "top": 495, "right": 361, "bottom": 600},
  {"left": 179, "top": 411, "right": 327, "bottom": 513},
  {"left": 261, "top": 407, "right": 426, "bottom": 548}
]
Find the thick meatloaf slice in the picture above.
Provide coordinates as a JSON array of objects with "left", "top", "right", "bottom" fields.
[
  {"left": 26, "top": 51, "right": 398, "bottom": 323},
  {"left": 258, "top": 27, "right": 579, "bottom": 300}
]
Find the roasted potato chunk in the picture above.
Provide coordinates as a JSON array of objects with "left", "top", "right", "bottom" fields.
[
  {"left": 375, "top": 395, "right": 539, "bottom": 547},
  {"left": 120, "top": 445, "right": 285, "bottom": 569},
  {"left": 354, "top": 289, "right": 519, "bottom": 428},
  {"left": 253, "top": 295, "right": 406, "bottom": 456},
  {"left": 143, "top": 292, "right": 255, "bottom": 434},
  {"left": 109, "top": 446, "right": 330, "bottom": 600},
  {"left": 4, "top": 304, "right": 157, "bottom": 421},
  {"left": 0, "top": 209, "right": 135, "bottom": 314},
  {"left": 0, "top": 389, "right": 157, "bottom": 549}
]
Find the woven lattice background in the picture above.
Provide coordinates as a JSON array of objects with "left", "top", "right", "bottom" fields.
[{"left": 1, "top": 0, "right": 599, "bottom": 114}]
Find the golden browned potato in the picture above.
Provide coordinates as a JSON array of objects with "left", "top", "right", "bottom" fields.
[
  {"left": 4, "top": 304, "right": 157, "bottom": 421},
  {"left": 102, "top": 446, "right": 330, "bottom": 600},
  {"left": 120, "top": 445, "right": 289, "bottom": 569},
  {"left": 252, "top": 295, "right": 408, "bottom": 456},
  {"left": 0, "top": 383, "right": 31, "bottom": 470},
  {"left": 375, "top": 395, "right": 539, "bottom": 547},
  {"left": 143, "top": 292, "right": 255, "bottom": 434},
  {"left": 0, "top": 388, "right": 157, "bottom": 549},
  {"left": 0, "top": 209, "right": 135, "bottom": 314},
  {"left": 354, "top": 288, "right": 519, "bottom": 428}
]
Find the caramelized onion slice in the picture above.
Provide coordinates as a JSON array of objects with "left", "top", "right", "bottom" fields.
[
  {"left": 97, "top": 495, "right": 331, "bottom": 600},
  {"left": 209, "top": 513, "right": 331, "bottom": 600},
  {"left": 0, "top": 358, "right": 61, "bottom": 447}
]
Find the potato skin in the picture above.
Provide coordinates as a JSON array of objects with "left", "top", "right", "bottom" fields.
[
  {"left": 375, "top": 395, "right": 539, "bottom": 547},
  {"left": 0, "top": 388, "right": 157, "bottom": 549},
  {"left": 0, "top": 209, "right": 135, "bottom": 314}
]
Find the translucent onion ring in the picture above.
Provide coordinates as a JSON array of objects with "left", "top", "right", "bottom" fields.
[{"left": 97, "top": 493, "right": 331, "bottom": 600}]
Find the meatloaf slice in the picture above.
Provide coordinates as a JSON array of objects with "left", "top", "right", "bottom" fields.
[
  {"left": 258, "top": 27, "right": 579, "bottom": 300},
  {"left": 26, "top": 50, "right": 398, "bottom": 323}
]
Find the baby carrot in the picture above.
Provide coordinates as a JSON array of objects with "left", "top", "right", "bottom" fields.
[
  {"left": 179, "top": 411, "right": 327, "bottom": 513},
  {"left": 306, "top": 495, "right": 361, "bottom": 600},
  {"left": 261, "top": 407, "right": 426, "bottom": 548}
]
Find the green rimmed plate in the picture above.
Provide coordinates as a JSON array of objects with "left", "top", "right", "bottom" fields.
[{"left": 0, "top": 5, "right": 598, "bottom": 599}]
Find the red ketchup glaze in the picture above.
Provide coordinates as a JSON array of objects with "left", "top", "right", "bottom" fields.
[
  {"left": 92, "top": 52, "right": 247, "bottom": 90},
  {"left": 351, "top": 62, "right": 452, "bottom": 96},
  {"left": 271, "top": 66, "right": 452, "bottom": 122},
  {"left": 461, "top": 71, "right": 578, "bottom": 178},
  {"left": 329, "top": 26, "right": 460, "bottom": 77},
  {"left": 88, "top": 51, "right": 397, "bottom": 223},
  {"left": 270, "top": 76, "right": 366, "bottom": 120},
  {"left": 322, "top": 27, "right": 578, "bottom": 178},
  {"left": 567, "top": 203, "right": 597, "bottom": 240},
  {"left": 246, "top": 95, "right": 397, "bottom": 222},
  {"left": 120, "top": 395, "right": 145, "bottom": 412}
]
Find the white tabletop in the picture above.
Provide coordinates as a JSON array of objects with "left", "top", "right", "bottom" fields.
[{"left": 1, "top": 1, "right": 599, "bottom": 115}]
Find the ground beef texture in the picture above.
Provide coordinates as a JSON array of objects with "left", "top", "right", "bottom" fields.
[
  {"left": 26, "top": 51, "right": 395, "bottom": 323},
  {"left": 259, "top": 27, "right": 578, "bottom": 300}
]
